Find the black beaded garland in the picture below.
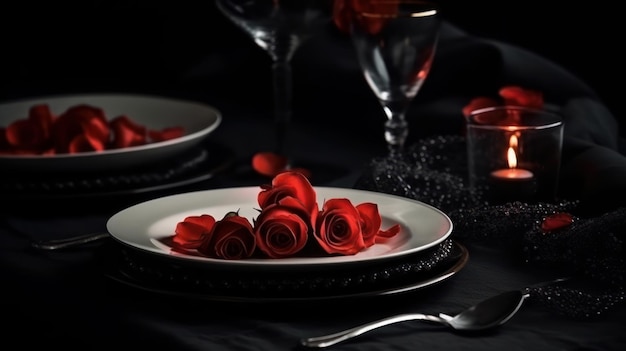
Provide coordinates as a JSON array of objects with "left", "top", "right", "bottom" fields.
[{"left": 355, "top": 135, "right": 625, "bottom": 319}]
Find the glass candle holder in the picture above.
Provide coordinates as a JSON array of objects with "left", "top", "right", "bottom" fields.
[{"left": 466, "top": 106, "right": 564, "bottom": 204}]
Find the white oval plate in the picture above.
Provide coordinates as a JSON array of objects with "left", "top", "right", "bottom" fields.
[
  {"left": 0, "top": 93, "right": 221, "bottom": 173},
  {"left": 106, "top": 187, "right": 453, "bottom": 269}
]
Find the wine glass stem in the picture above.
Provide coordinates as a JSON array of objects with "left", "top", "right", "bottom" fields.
[
  {"left": 272, "top": 58, "right": 293, "bottom": 163},
  {"left": 384, "top": 108, "right": 409, "bottom": 158}
]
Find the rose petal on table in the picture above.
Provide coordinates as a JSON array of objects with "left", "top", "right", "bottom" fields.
[
  {"left": 541, "top": 212, "right": 574, "bottom": 233},
  {"left": 252, "top": 151, "right": 289, "bottom": 177}
]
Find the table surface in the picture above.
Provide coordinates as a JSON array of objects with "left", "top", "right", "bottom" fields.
[
  {"left": 2, "top": 16, "right": 626, "bottom": 351},
  {"left": 2, "top": 112, "right": 625, "bottom": 351}
]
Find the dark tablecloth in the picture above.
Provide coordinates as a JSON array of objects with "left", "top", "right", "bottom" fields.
[{"left": 1, "top": 11, "right": 626, "bottom": 351}]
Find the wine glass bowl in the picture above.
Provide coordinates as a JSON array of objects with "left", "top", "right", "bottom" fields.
[
  {"left": 215, "top": 0, "right": 331, "bottom": 164},
  {"left": 216, "top": 0, "right": 328, "bottom": 61},
  {"left": 347, "top": 0, "right": 440, "bottom": 157}
]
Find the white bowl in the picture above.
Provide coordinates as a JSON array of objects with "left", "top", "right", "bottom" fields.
[{"left": 0, "top": 93, "right": 222, "bottom": 173}]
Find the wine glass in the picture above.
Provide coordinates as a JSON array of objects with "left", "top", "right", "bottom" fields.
[
  {"left": 346, "top": 0, "right": 441, "bottom": 157},
  {"left": 215, "top": 0, "right": 331, "bottom": 168}
]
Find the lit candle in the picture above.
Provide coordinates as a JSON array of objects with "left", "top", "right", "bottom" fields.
[
  {"left": 489, "top": 135, "right": 536, "bottom": 203},
  {"left": 491, "top": 137, "right": 534, "bottom": 180}
]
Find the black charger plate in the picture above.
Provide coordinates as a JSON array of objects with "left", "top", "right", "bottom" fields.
[{"left": 101, "top": 239, "right": 468, "bottom": 303}]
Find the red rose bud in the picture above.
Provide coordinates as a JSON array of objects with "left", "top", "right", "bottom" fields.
[
  {"left": 173, "top": 214, "right": 217, "bottom": 249},
  {"left": 314, "top": 198, "right": 366, "bottom": 256},
  {"left": 257, "top": 171, "right": 318, "bottom": 219},
  {"left": 199, "top": 215, "right": 256, "bottom": 260},
  {"left": 254, "top": 197, "right": 311, "bottom": 259}
]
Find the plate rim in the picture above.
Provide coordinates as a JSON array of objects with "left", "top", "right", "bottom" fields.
[{"left": 106, "top": 186, "right": 454, "bottom": 269}]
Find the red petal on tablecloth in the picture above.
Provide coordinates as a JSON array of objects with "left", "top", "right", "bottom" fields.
[{"left": 541, "top": 212, "right": 574, "bottom": 233}]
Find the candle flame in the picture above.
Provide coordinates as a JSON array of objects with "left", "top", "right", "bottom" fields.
[
  {"left": 507, "top": 135, "right": 519, "bottom": 169},
  {"left": 507, "top": 147, "right": 518, "bottom": 168}
]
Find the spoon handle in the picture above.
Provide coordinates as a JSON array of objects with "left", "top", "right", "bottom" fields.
[
  {"left": 31, "top": 232, "right": 110, "bottom": 250},
  {"left": 299, "top": 313, "right": 447, "bottom": 348}
]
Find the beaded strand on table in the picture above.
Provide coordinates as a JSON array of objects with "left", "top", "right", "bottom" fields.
[{"left": 355, "top": 135, "right": 625, "bottom": 319}]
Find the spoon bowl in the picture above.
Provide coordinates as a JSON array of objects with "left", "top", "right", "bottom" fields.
[{"left": 300, "top": 290, "right": 528, "bottom": 348}]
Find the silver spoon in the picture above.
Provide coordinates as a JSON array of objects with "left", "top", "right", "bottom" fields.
[
  {"left": 31, "top": 232, "right": 110, "bottom": 250},
  {"left": 300, "top": 290, "right": 528, "bottom": 348}
]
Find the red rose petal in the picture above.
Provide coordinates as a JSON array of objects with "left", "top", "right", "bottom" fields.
[
  {"left": 148, "top": 127, "right": 185, "bottom": 142},
  {"left": 81, "top": 114, "right": 110, "bottom": 143},
  {"left": 541, "top": 212, "right": 574, "bottom": 233},
  {"left": 173, "top": 214, "right": 216, "bottom": 249},
  {"left": 110, "top": 115, "right": 147, "bottom": 148},
  {"left": 4, "top": 103, "right": 182, "bottom": 155},
  {"left": 5, "top": 119, "right": 42, "bottom": 150},
  {"left": 499, "top": 86, "right": 544, "bottom": 109},
  {"left": 184, "top": 214, "right": 217, "bottom": 229},
  {"left": 173, "top": 221, "right": 208, "bottom": 249},
  {"left": 28, "top": 104, "right": 55, "bottom": 141},
  {"left": 356, "top": 202, "right": 382, "bottom": 247},
  {"left": 252, "top": 152, "right": 289, "bottom": 177},
  {"left": 375, "top": 224, "right": 401, "bottom": 243},
  {"left": 68, "top": 134, "right": 106, "bottom": 153}
]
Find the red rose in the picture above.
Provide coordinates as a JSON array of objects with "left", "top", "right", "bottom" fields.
[
  {"left": 171, "top": 172, "right": 403, "bottom": 260},
  {"left": 257, "top": 171, "right": 318, "bottom": 218},
  {"left": 254, "top": 196, "right": 311, "bottom": 259},
  {"left": 314, "top": 198, "right": 366, "bottom": 256},
  {"left": 198, "top": 214, "right": 256, "bottom": 260},
  {"left": 173, "top": 214, "right": 217, "bottom": 249}
]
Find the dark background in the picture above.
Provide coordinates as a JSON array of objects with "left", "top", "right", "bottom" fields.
[{"left": 0, "top": 1, "right": 622, "bottom": 130}]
